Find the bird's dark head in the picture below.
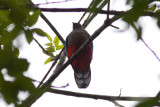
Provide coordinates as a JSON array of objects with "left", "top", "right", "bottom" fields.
[{"left": 73, "top": 23, "right": 82, "bottom": 30}]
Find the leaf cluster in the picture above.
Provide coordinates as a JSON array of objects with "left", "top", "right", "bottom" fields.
[
  {"left": 0, "top": 0, "right": 64, "bottom": 105},
  {"left": 44, "top": 35, "right": 64, "bottom": 64},
  {"left": 123, "top": 0, "right": 160, "bottom": 40},
  {"left": 136, "top": 94, "right": 160, "bottom": 107}
]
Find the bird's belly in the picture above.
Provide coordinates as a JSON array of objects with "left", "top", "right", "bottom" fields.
[{"left": 67, "top": 45, "right": 92, "bottom": 71}]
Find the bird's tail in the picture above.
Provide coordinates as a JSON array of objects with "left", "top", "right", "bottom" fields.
[{"left": 74, "top": 67, "right": 91, "bottom": 88}]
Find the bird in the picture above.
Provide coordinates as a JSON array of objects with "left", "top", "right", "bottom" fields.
[{"left": 65, "top": 23, "right": 93, "bottom": 88}]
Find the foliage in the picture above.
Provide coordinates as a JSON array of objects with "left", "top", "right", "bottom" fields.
[
  {"left": 0, "top": 0, "right": 63, "bottom": 104},
  {"left": 136, "top": 95, "right": 160, "bottom": 107},
  {"left": 44, "top": 35, "right": 64, "bottom": 64},
  {"left": 123, "top": 0, "right": 160, "bottom": 40},
  {"left": 0, "top": 0, "right": 46, "bottom": 106}
]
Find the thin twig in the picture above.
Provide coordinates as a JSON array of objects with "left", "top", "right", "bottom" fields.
[
  {"left": 33, "top": 37, "right": 54, "bottom": 57},
  {"left": 141, "top": 38, "right": 160, "bottom": 62},
  {"left": 33, "top": 0, "right": 74, "bottom": 6},
  {"left": 31, "top": 78, "right": 69, "bottom": 88},
  {"left": 119, "top": 88, "right": 122, "bottom": 97},
  {"left": 110, "top": 24, "right": 119, "bottom": 29},
  {"left": 111, "top": 100, "right": 125, "bottom": 107},
  {"left": 106, "top": 1, "right": 120, "bottom": 30},
  {"left": 107, "top": 0, "right": 110, "bottom": 19}
]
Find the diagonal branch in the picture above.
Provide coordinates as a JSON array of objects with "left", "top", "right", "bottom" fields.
[
  {"left": 40, "top": 13, "right": 65, "bottom": 44},
  {"left": 33, "top": 37, "right": 54, "bottom": 57}
]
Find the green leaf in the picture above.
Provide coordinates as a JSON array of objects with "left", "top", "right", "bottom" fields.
[
  {"left": 56, "top": 45, "right": 64, "bottom": 50},
  {"left": 1, "top": 75, "right": 36, "bottom": 105},
  {"left": 13, "top": 47, "right": 19, "bottom": 57},
  {"left": 25, "top": 10, "right": 41, "bottom": 27},
  {"left": 7, "top": 58, "right": 29, "bottom": 77},
  {"left": 155, "top": 9, "right": 160, "bottom": 13},
  {"left": 0, "top": 10, "right": 10, "bottom": 24},
  {"left": 136, "top": 97, "right": 159, "bottom": 107},
  {"left": 0, "top": 36, "right": 2, "bottom": 45},
  {"left": 45, "top": 43, "right": 53, "bottom": 46},
  {"left": 1, "top": 81, "right": 18, "bottom": 104},
  {"left": 25, "top": 29, "right": 33, "bottom": 44},
  {"left": 46, "top": 46, "right": 55, "bottom": 53},
  {"left": 44, "top": 57, "right": 53, "bottom": 64},
  {"left": 53, "top": 36, "right": 60, "bottom": 47},
  {"left": 7, "top": 0, "right": 29, "bottom": 26},
  {"left": 32, "top": 28, "right": 46, "bottom": 36},
  {"left": 130, "top": 22, "right": 142, "bottom": 40},
  {"left": 14, "top": 76, "right": 36, "bottom": 93},
  {"left": 157, "top": 19, "right": 160, "bottom": 28},
  {"left": 148, "top": 4, "right": 156, "bottom": 12},
  {"left": 123, "top": 0, "right": 149, "bottom": 24},
  {"left": 45, "top": 32, "right": 52, "bottom": 42}
]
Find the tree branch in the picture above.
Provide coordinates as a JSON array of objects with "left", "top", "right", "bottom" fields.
[
  {"left": 47, "top": 88, "right": 155, "bottom": 101},
  {"left": 33, "top": 37, "right": 54, "bottom": 57},
  {"left": 1, "top": 7, "right": 159, "bottom": 17},
  {"left": 36, "top": 8, "right": 159, "bottom": 17},
  {"left": 40, "top": 13, "right": 65, "bottom": 44},
  {"left": 47, "top": 88, "right": 160, "bottom": 107},
  {"left": 107, "top": 0, "right": 110, "bottom": 20},
  {"left": 36, "top": 8, "right": 123, "bottom": 15}
]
